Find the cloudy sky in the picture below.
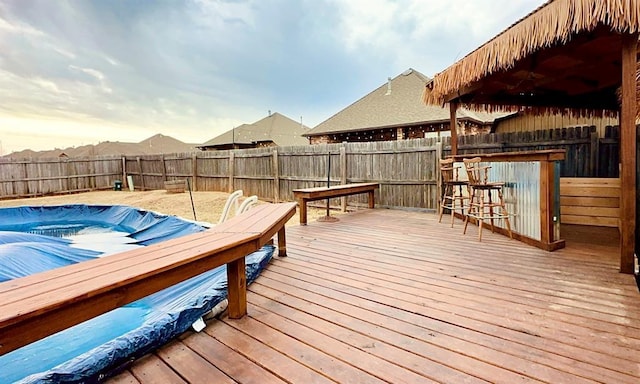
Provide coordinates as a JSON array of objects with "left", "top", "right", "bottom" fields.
[{"left": 0, "top": 0, "right": 545, "bottom": 154}]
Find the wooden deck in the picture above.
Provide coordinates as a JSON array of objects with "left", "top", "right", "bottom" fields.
[{"left": 109, "top": 209, "right": 640, "bottom": 384}]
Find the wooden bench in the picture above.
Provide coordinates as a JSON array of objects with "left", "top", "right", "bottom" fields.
[
  {"left": 0, "top": 202, "right": 296, "bottom": 356},
  {"left": 292, "top": 182, "right": 379, "bottom": 225}
]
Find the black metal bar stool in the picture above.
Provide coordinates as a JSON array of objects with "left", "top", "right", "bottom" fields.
[
  {"left": 438, "top": 158, "right": 469, "bottom": 227},
  {"left": 462, "top": 157, "right": 512, "bottom": 241}
]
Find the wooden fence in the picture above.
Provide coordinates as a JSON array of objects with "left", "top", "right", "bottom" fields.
[
  {"left": 0, "top": 156, "right": 122, "bottom": 199},
  {"left": 445, "top": 125, "right": 620, "bottom": 177},
  {"left": 0, "top": 125, "right": 630, "bottom": 214},
  {"left": 124, "top": 139, "right": 440, "bottom": 210}
]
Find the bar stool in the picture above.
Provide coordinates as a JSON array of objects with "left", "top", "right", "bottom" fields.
[
  {"left": 462, "top": 157, "right": 512, "bottom": 241},
  {"left": 438, "top": 158, "right": 469, "bottom": 227}
]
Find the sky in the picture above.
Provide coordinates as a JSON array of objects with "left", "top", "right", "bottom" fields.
[{"left": 0, "top": 0, "right": 546, "bottom": 154}]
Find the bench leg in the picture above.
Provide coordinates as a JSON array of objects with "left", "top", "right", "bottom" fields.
[
  {"left": 278, "top": 227, "right": 287, "bottom": 257},
  {"left": 226, "top": 257, "right": 247, "bottom": 319},
  {"left": 298, "top": 198, "right": 308, "bottom": 225},
  {"left": 368, "top": 191, "right": 375, "bottom": 209}
]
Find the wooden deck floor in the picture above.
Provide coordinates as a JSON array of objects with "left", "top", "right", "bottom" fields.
[{"left": 109, "top": 209, "right": 640, "bottom": 384}]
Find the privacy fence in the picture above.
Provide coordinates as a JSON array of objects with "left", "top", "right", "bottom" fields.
[
  {"left": 0, "top": 125, "right": 632, "bottom": 211},
  {"left": 0, "top": 156, "right": 123, "bottom": 199},
  {"left": 124, "top": 139, "right": 440, "bottom": 210}
]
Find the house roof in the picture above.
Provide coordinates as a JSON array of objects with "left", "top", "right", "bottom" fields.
[
  {"left": 424, "top": 0, "right": 640, "bottom": 115},
  {"left": 198, "top": 112, "right": 310, "bottom": 148},
  {"left": 306, "top": 68, "right": 505, "bottom": 137}
]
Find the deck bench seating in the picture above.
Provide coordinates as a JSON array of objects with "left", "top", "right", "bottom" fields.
[
  {"left": 292, "top": 182, "right": 379, "bottom": 225},
  {"left": 0, "top": 202, "right": 296, "bottom": 356}
]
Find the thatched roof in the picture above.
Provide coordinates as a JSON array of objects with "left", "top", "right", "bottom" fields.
[
  {"left": 424, "top": 0, "right": 640, "bottom": 115},
  {"left": 307, "top": 68, "right": 505, "bottom": 137},
  {"left": 198, "top": 112, "right": 310, "bottom": 149}
]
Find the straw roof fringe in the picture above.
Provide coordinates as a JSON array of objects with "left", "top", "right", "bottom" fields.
[{"left": 424, "top": 0, "right": 640, "bottom": 108}]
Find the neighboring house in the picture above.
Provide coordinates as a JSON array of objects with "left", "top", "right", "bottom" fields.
[
  {"left": 305, "top": 68, "right": 506, "bottom": 145},
  {"left": 198, "top": 112, "right": 310, "bottom": 151}
]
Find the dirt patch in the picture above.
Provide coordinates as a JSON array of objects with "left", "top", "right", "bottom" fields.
[{"left": 0, "top": 190, "right": 345, "bottom": 226}]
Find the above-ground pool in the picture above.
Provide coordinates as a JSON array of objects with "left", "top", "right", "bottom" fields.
[{"left": 0, "top": 205, "right": 274, "bottom": 383}]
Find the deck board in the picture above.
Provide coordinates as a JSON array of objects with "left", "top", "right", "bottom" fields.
[{"left": 109, "top": 209, "right": 640, "bottom": 383}]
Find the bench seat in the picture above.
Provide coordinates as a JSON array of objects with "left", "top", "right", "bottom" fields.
[
  {"left": 0, "top": 202, "right": 296, "bottom": 355},
  {"left": 292, "top": 182, "right": 379, "bottom": 225}
]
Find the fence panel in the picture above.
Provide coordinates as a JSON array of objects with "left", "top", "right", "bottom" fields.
[
  {"left": 0, "top": 156, "right": 122, "bottom": 198},
  {"left": 196, "top": 152, "right": 230, "bottom": 192}
]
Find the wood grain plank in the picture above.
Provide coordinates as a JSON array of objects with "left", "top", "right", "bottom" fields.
[
  {"left": 561, "top": 206, "right": 619, "bottom": 218},
  {"left": 245, "top": 301, "right": 439, "bottom": 383},
  {"left": 130, "top": 355, "right": 187, "bottom": 384},
  {"left": 156, "top": 340, "right": 235, "bottom": 384},
  {"left": 182, "top": 331, "right": 286, "bottom": 384},
  {"left": 106, "top": 370, "right": 141, "bottom": 384},
  {"left": 561, "top": 178, "right": 620, "bottom": 186},
  {"left": 220, "top": 316, "right": 389, "bottom": 384},
  {"left": 561, "top": 215, "right": 619, "bottom": 227},
  {"left": 560, "top": 186, "right": 620, "bottom": 197},
  {"left": 206, "top": 320, "right": 336, "bottom": 384},
  {"left": 560, "top": 196, "right": 619, "bottom": 208}
]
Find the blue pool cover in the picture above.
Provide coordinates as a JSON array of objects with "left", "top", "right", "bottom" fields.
[{"left": 0, "top": 205, "right": 275, "bottom": 383}]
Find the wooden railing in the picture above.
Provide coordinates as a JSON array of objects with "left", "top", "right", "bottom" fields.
[{"left": 0, "top": 202, "right": 296, "bottom": 356}]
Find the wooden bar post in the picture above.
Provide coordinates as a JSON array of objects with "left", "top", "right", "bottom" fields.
[
  {"left": 540, "top": 160, "right": 554, "bottom": 245},
  {"left": 619, "top": 33, "right": 637, "bottom": 274},
  {"left": 435, "top": 141, "right": 443, "bottom": 213},
  {"left": 226, "top": 258, "right": 247, "bottom": 319},
  {"left": 450, "top": 102, "right": 458, "bottom": 156}
]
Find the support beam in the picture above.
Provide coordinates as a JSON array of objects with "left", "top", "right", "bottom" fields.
[
  {"left": 226, "top": 257, "right": 247, "bottom": 319},
  {"left": 450, "top": 102, "right": 458, "bottom": 156},
  {"left": 619, "top": 33, "right": 637, "bottom": 274}
]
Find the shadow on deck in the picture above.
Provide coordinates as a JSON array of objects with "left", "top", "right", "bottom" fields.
[{"left": 110, "top": 209, "right": 640, "bottom": 384}]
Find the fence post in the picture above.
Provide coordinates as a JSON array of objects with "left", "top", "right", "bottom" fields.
[
  {"left": 59, "top": 161, "right": 64, "bottom": 192},
  {"left": 340, "top": 145, "right": 347, "bottom": 211},
  {"left": 137, "top": 156, "right": 146, "bottom": 190},
  {"left": 272, "top": 149, "right": 280, "bottom": 203},
  {"left": 192, "top": 153, "right": 198, "bottom": 192},
  {"left": 161, "top": 155, "right": 167, "bottom": 182},
  {"left": 590, "top": 129, "right": 599, "bottom": 177},
  {"left": 435, "top": 140, "right": 443, "bottom": 213},
  {"left": 36, "top": 161, "right": 43, "bottom": 195},
  {"left": 228, "top": 151, "right": 235, "bottom": 193},
  {"left": 122, "top": 156, "right": 127, "bottom": 189}
]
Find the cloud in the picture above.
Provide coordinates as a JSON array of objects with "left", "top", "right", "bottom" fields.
[
  {"left": 331, "top": 0, "right": 544, "bottom": 74},
  {"left": 0, "top": 0, "right": 547, "bottom": 154}
]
